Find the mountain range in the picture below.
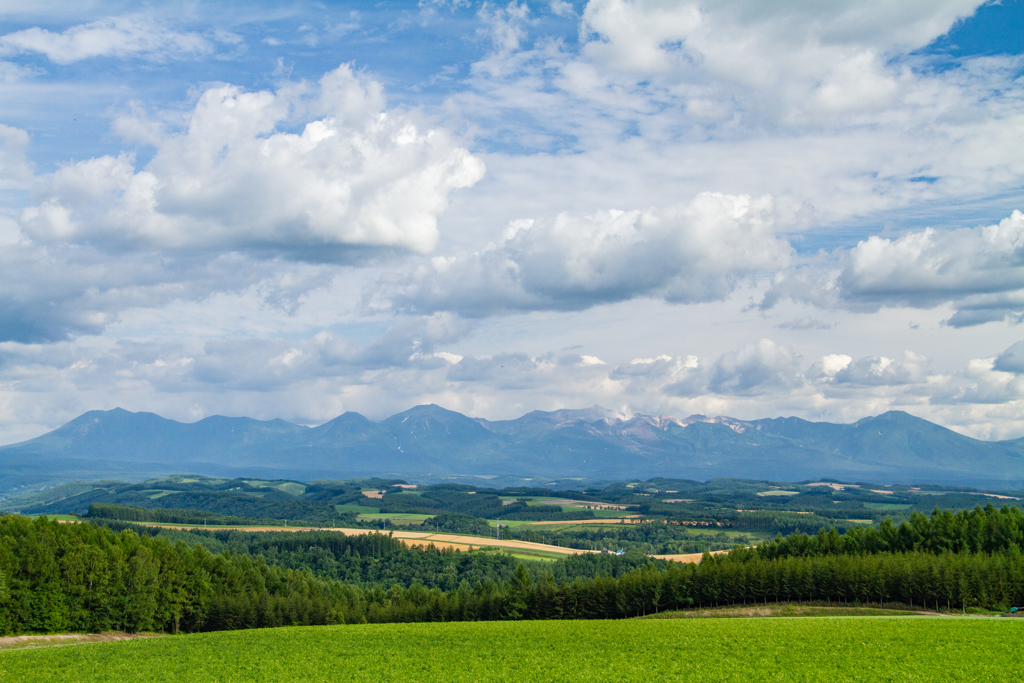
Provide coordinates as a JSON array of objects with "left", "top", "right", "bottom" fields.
[{"left": 1, "top": 405, "right": 1022, "bottom": 493}]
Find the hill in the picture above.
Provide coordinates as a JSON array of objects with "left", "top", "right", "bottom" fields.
[{"left": 1, "top": 405, "right": 1023, "bottom": 492}]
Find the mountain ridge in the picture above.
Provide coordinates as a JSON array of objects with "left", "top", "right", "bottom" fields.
[{"left": 2, "top": 405, "right": 1022, "bottom": 493}]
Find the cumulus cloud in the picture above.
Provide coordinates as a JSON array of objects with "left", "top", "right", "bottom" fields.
[
  {"left": 575, "top": 0, "right": 980, "bottom": 120},
  {"left": 478, "top": 1, "right": 532, "bottom": 54},
  {"left": 0, "top": 246, "right": 271, "bottom": 343},
  {"left": 606, "top": 341, "right": 806, "bottom": 399},
  {"left": 994, "top": 341, "right": 1024, "bottom": 374},
  {"left": 0, "top": 317, "right": 480, "bottom": 435},
  {"left": 0, "top": 123, "right": 32, "bottom": 189},
  {"left": 0, "top": 16, "right": 213, "bottom": 63},
  {"left": 7, "top": 327, "right": 1024, "bottom": 444},
  {"left": 706, "top": 339, "right": 804, "bottom": 396},
  {"left": 448, "top": 0, "right": 1023, "bottom": 235},
  {"left": 462, "top": 0, "right": 997, "bottom": 143},
  {"left": 384, "top": 192, "right": 789, "bottom": 315},
  {"left": 811, "top": 351, "right": 930, "bottom": 386},
  {"left": 929, "top": 355, "right": 1024, "bottom": 407},
  {"left": 0, "top": 65, "right": 486, "bottom": 342},
  {"left": 46, "top": 314, "right": 466, "bottom": 394},
  {"left": 446, "top": 347, "right": 621, "bottom": 389},
  {"left": 610, "top": 343, "right": 941, "bottom": 400},
  {"left": 614, "top": 354, "right": 707, "bottom": 398},
  {"left": 21, "top": 64, "right": 485, "bottom": 259},
  {"left": 764, "top": 210, "right": 1024, "bottom": 326}
]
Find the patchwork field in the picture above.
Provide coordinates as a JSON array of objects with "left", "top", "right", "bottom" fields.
[
  {"left": 128, "top": 522, "right": 598, "bottom": 559},
  {"left": 0, "top": 617, "right": 1018, "bottom": 682}
]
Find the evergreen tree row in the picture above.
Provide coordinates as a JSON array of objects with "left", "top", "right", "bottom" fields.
[
  {"left": 757, "top": 505, "right": 1024, "bottom": 558},
  {"left": 2, "top": 514, "right": 1023, "bottom": 636}
]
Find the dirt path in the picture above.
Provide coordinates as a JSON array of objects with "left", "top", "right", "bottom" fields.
[{"left": 0, "top": 633, "right": 161, "bottom": 650}]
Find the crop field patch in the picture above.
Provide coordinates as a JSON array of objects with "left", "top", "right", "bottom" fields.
[
  {"left": 272, "top": 482, "right": 307, "bottom": 496},
  {"left": 36, "top": 514, "right": 81, "bottom": 522},
  {"left": 0, "top": 617, "right": 1020, "bottom": 682}
]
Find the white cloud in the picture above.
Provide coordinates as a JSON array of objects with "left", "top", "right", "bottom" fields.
[
  {"left": 828, "top": 351, "right": 930, "bottom": 386},
  {"left": 2, "top": 1, "right": 1024, "bottom": 446},
  {"left": 0, "top": 65, "right": 485, "bottom": 343},
  {"left": 994, "top": 341, "right": 1024, "bottom": 374},
  {"left": 385, "top": 192, "right": 789, "bottom": 315},
  {"left": 478, "top": 2, "right": 532, "bottom": 54},
  {"left": 815, "top": 354, "right": 853, "bottom": 377},
  {"left": 0, "top": 244, "right": 277, "bottom": 343},
  {"left": 0, "top": 16, "right": 213, "bottom": 63},
  {"left": 7, "top": 326, "right": 1024, "bottom": 445},
  {"left": 707, "top": 339, "right": 804, "bottom": 395},
  {"left": 549, "top": 1, "right": 575, "bottom": 18},
  {"left": 0, "top": 123, "right": 32, "bottom": 188},
  {"left": 20, "top": 64, "right": 485, "bottom": 258},
  {"left": 763, "top": 210, "right": 1024, "bottom": 326},
  {"left": 575, "top": 0, "right": 980, "bottom": 118},
  {"left": 446, "top": 0, "right": 1023, "bottom": 236}
]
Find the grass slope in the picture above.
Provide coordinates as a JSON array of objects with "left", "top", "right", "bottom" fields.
[{"left": 0, "top": 618, "right": 1019, "bottom": 682}]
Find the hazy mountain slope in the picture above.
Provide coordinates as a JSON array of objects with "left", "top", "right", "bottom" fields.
[{"left": 2, "top": 405, "right": 1024, "bottom": 493}]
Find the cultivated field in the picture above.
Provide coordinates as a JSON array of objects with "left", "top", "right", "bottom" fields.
[
  {"left": 0, "top": 617, "right": 1018, "bottom": 682},
  {"left": 650, "top": 549, "right": 731, "bottom": 562},
  {"left": 129, "top": 523, "right": 598, "bottom": 559}
]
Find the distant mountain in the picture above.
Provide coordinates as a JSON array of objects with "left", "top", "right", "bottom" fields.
[{"left": 1, "top": 405, "right": 1023, "bottom": 493}]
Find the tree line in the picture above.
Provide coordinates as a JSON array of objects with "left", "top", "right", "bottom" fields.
[
  {"left": 510, "top": 521, "right": 758, "bottom": 555},
  {"left": 756, "top": 505, "right": 1024, "bottom": 558},
  {"left": 2, "top": 509, "right": 1022, "bottom": 636}
]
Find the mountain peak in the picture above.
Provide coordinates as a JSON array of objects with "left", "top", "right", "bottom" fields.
[{"left": 2, "top": 405, "right": 1022, "bottom": 492}]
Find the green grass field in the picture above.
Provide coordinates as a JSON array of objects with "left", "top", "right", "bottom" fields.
[{"left": 0, "top": 617, "right": 1019, "bottom": 682}]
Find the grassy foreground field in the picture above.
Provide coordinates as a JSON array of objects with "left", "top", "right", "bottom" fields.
[{"left": 1, "top": 617, "right": 1020, "bottom": 682}]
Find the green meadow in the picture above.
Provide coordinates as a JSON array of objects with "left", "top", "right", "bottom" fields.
[{"left": 1, "top": 617, "right": 1019, "bottom": 682}]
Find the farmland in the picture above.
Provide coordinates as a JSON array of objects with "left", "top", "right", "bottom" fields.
[
  {"left": 0, "top": 617, "right": 1019, "bottom": 682},
  {"left": 12, "top": 473, "right": 1024, "bottom": 559},
  {"left": 115, "top": 522, "right": 595, "bottom": 560}
]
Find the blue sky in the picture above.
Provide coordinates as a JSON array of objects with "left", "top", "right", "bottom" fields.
[{"left": 0, "top": 0, "right": 1023, "bottom": 444}]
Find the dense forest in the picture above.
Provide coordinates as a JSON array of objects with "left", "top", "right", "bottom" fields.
[
  {"left": 511, "top": 522, "right": 760, "bottom": 555},
  {"left": 1, "top": 505, "right": 1023, "bottom": 635},
  {"left": 114, "top": 523, "right": 664, "bottom": 589}
]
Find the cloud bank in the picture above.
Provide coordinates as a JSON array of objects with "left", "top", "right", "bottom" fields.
[
  {"left": 384, "top": 192, "right": 789, "bottom": 315},
  {"left": 0, "top": 0, "right": 1022, "bottom": 445},
  {"left": 764, "top": 210, "right": 1024, "bottom": 327},
  {"left": 22, "top": 65, "right": 484, "bottom": 259},
  {"left": 0, "top": 16, "right": 214, "bottom": 63}
]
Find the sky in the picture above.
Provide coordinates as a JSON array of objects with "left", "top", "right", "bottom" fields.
[{"left": 0, "top": 0, "right": 1023, "bottom": 444}]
